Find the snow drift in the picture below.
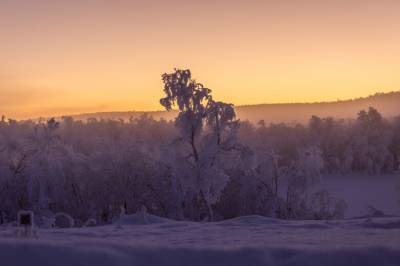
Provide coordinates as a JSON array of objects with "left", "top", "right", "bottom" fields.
[{"left": 1, "top": 214, "right": 399, "bottom": 266}]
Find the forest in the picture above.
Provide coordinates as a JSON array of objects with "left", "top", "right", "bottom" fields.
[{"left": 0, "top": 70, "right": 399, "bottom": 226}]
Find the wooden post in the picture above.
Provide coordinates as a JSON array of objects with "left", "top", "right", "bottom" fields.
[{"left": 17, "top": 210, "right": 34, "bottom": 238}]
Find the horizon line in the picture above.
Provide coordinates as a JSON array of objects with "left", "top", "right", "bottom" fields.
[{"left": 10, "top": 90, "right": 398, "bottom": 121}]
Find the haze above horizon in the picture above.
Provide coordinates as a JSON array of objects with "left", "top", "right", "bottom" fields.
[{"left": 1, "top": 0, "right": 400, "bottom": 119}]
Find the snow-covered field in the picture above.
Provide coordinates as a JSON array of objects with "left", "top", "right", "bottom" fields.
[
  {"left": 319, "top": 174, "right": 400, "bottom": 218},
  {"left": 1, "top": 213, "right": 400, "bottom": 266}
]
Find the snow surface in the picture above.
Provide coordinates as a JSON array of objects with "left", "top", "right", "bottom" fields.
[
  {"left": 1, "top": 213, "right": 400, "bottom": 266},
  {"left": 318, "top": 174, "right": 400, "bottom": 218}
]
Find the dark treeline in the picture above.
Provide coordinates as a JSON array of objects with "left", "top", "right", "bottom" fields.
[
  {"left": 0, "top": 107, "right": 399, "bottom": 226},
  {"left": 240, "top": 107, "right": 400, "bottom": 175}
]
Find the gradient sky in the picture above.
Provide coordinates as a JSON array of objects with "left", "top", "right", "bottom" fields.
[{"left": 1, "top": 0, "right": 400, "bottom": 119}]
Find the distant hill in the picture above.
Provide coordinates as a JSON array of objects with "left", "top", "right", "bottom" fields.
[
  {"left": 64, "top": 91, "right": 400, "bottom": 125},
  {"left": 235, "top": 91, "right": 400, "bottom": 124}
]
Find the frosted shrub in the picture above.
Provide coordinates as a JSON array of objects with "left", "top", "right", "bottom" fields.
[
  {"left": 54, "top": 212, "right": 75, "bottom": 228},
  {"left": 84, "top": 218, "right": 97, "bottom": 227},
  {"left": 309, "top": 190, "right": 347, "bottom": 220}
]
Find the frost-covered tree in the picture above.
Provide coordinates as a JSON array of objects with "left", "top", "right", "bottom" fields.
[
  {"left": 352, "top": 107, "right": 393, "bottom": 174},
  {"left": 160, "top": 69, "right": 212, "bottom": 162},
  {"left": 160, "top": 69, "right": 239, "bottom": 221},
  {"left": 283, "top": 146, "right": 324, "bottom": 218}
]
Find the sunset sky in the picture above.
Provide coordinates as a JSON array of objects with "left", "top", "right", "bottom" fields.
[{"left": 1, "top": 0, "right": 400, "bottom": 119}]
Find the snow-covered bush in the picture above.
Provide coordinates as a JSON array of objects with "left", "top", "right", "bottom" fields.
[
  {"left": 309, "top": 190, "right": 347, "bottom": 220},
  {"left": 83, "top": 218, "right": 97, "bottom": 227},
  {"left": 54, "top": 212, "right": 75, "bottom": 228}
]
